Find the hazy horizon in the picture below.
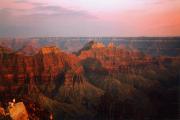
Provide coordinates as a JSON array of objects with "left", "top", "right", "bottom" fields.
[{"left": 1, "top": 36, "right": 180, "bottom": 38}]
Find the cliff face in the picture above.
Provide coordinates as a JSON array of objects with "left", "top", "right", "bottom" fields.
[
  {"left": 0, "top": 45, "right": 103, "bottom": 110},
  {"left": 0, "top": 40, "right": 179, "bottom": 120},
  {"left": 79, "top": 41, "right": 178, "bottom": 75},
  {"left": 0, "top": 46, "right": 84, "bottom": 92},
  {"left": 78, "top": 41, "right": 154, "bottom": 73}
]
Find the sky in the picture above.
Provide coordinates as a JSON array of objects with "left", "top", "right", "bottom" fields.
[{"left": 0, "top": 0, "right": 180, "bottom": 37}]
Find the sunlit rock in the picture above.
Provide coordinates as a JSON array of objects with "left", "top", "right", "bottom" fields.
[{"left": 8, "top": 102, "right": 29, "bottom": 120}]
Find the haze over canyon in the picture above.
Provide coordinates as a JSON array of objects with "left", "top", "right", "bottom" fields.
[
  {"left": 0, "top": 0, "right": 180, "bottom": 120},
  {"left": 0, "top": 37, "right": 179, "bottom": 120}
]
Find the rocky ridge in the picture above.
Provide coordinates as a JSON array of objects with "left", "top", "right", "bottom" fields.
[{"left": 0, "top": 40, "right": 179, "bottom": 120}]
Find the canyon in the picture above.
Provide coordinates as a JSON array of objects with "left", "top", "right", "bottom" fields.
[{"left": 0, "top": 38, "right": 179, "bottom": 120}]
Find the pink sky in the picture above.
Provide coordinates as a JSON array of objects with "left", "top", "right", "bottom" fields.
[{"left": 0, "top": 0, "right": 180, "bottom": 37}]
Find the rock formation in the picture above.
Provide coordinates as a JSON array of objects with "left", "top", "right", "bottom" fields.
[
  {"left": 8, "top": 102, "right": 29, "bottom": 120},
  {"left": 107, "top": 42, "right": 115, "bottom": 48},
  {"left": 0, "top": 46, "right": 84, "bottom": 91},
  {"left": 91, "top": 42, "right": 105, "bottom": 49},
  {"left": 78, "top": 41, "right": 149, "bottom": 73},
  {"left": 0, "top": 45, "right": 103, "bottom": 108},
  {"left": 0, "top": 39, "right": 179, "bottom": 120}
]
